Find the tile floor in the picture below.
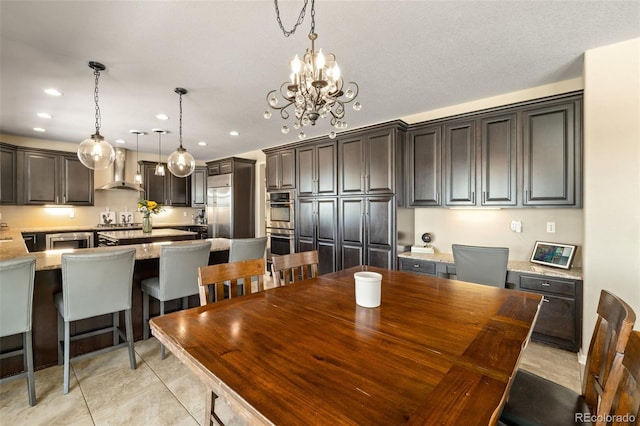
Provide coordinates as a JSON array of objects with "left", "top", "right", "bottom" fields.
[{"left": 1, "top": 338, "right": 581, "bottom": 425}]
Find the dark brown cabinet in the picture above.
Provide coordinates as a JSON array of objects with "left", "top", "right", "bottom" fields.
[
  {"left": 22, "top": 149, "right": 93, "bottom": 205},
  {"left": 190, "top": 166, "right": 207, "bottom": 207},
  {"left": 338, "top": 127, "right": 400, "bottom": 196},
  {"left": 340, "top": 196, "right": 395, "bottom": 270},
  {"left": 522, "top": 99, "right": 582, "bottom": 207},
  {"left": 297, "top": 140, "right": 337, "bottom": 197},
  {"left": 517, "top": 273, "right": 582, "bottom": 352},
  {"left": 0, "top": 143, "right": 17, "bottom": 204},
  {"left": 407, "top": 126, "right": 441, "bottom": 206},
  {"left": 140, "top": 161, "right": 190, "bottom": 206},
  {"left": 444, "top": 120, "right": 476, "bottom": 206},
  {"left": 480, "top": 113, "right": 518, "bottom": 206},
  {"left": 297, "top": 197, "right": 338, "bottom": 274},
  {"left": 266, "top": 149, "right": 295, "bottom": 191}
]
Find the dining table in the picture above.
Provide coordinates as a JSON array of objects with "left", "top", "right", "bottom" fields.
[{"left": 150, "top": 265, "right": 542, "bottom": 425}]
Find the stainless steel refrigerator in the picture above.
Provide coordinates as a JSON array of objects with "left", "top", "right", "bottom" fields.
[{"left": 206, "top": 162, "right": 255, "bottom": 239}]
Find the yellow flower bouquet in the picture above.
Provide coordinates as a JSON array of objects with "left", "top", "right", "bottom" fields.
[{"left": 137, "top": 199, "right": 163, "bottom": 217}]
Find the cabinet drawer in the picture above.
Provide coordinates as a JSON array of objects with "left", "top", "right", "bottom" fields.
[
  {"left": 520, "top": 275, "right": 575, "bottom": 297},
  {"left": 399, "top": 258, "right": 436, "bottom": 276}
]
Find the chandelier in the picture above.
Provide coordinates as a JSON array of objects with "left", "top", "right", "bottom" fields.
[
  {"left": 167, "top": 87, "right": 195, "bottom": 178},
  {"left": 264, "top": 0, "right": 361, "bottom": 140}
]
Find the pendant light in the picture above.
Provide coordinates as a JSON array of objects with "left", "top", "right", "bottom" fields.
[
  {"left": 130, "top": 130, "right": 145, "bottom": 184},
  {"left": 167, "top": 87, "right": 195, "bottom": 178},
  {"left": 153, "top": 129, "right": 166, "bottom": 176},
  {"left": 77, "top": 61, "right": 115, "bottom": 169}
]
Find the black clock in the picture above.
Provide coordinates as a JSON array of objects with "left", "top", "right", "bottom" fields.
[{"left": 421, "top": 233, "right": 432, "bottom": 244}]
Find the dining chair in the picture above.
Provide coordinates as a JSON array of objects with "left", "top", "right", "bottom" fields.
[
  {"left": 451, "top": 244, "right": 509, "bottom": 287},
  {"left": 197, "top": 258, "right": 265, "bottom": 306},
  {"left": 226, "top": 236, "right": 267, "bottom": 296},
  {"left": 499, "top": 289, "right": 636, "bottom": 425},
  {"left": 271, "top": 250, "right": 319, "bottom": 287},
  {"left": 55, "top": 248, "right": 137, "bottom": 394},
  {"left": 597, "top": 330, "right": 640, "bottom": 425},
  {"left": 0, "top": 256, "right": 36, "bottom": 406},
  {"left": 142, "top": 241, "right": 211, "bottom": 359}
]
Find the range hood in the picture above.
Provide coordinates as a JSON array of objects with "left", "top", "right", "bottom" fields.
[{"left": 97, "top": 147, "right": 143, "bottom": 191}]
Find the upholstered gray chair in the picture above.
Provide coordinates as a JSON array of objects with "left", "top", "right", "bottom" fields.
[
  {"left": 226, "top": 237, "right": 267, "bottom": 297},
  {"left": 56, "top": 248, "right": 137, "bottom": 394},
  {"left": 451, "top": 244, "right": 509, "bottom": 288},
  {"left": 0, "top": 256, "right": 36, "bottom": 406},
  {"left": 141, "top": 241, "right": 211, "bottom": 358}
]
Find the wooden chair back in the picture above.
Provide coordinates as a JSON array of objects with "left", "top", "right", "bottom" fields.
[
  {"left": 271, "top": 250, "right": 319, "bottom": 287},
  {"left": 197, "top": 258, "right": 265, "bottom": 306},
  {"left": 583, "top": 290, "right": 636, "bottom": 411},
  {"left": 596, "top": 330, "right": 640, "bottom": 425}
]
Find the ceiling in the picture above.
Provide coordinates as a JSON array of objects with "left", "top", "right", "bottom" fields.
[{"left": 1, "top": 1, "right": 638, "bottom": 162}]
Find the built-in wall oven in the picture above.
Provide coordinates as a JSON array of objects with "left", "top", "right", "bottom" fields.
[
  {"left": 266, "top": 191, "right": 296, "bottom": 267},
  {"left": 46, "top": 232, "right": 94, "bottom": 250}
]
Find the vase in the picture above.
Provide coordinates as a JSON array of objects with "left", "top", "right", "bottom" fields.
[{"left": 142, "top": 215, "right": 152, "bottom": 233}]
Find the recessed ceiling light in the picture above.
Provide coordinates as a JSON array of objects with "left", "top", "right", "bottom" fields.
[
  {"left": 229, "top": 131, "right": 239, "bottom": 136},
  {"left": 156, "top": 114, "right": 169, "bottom": 120},
  {"left": 115, "top": 139, "right": 126, "bottom": 144},
  {"left": 33, "top": 127, "right": 46, "bottom": 132},
  {"left": 37, "top": 112, "right": 53, "bottom": 119},
  {"left": 44, "top": 88, "right": 63, "bottom": 96},
  {"left": 198, "top": 141, "right": 207, "bottom": 146}
]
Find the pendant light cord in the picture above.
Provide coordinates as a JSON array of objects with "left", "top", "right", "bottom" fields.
[
  {"left": 94, "top": 68, "right": 101, "bottom": 134},
  {"left": 178, "top": 92, "right": 183, "bottom": 149}
]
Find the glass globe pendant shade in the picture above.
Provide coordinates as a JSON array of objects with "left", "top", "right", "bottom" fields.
[
  {"left": 77, "top": 132, "right": 115, "bottom": 170},
  {"left": 155, "top": 163, "right": 165, "bottom": 176},
  {"left": 134, "top": 171, "right": 143, "bottom": 184},
  {"left": 167, "top": 146, "right": 195, "bottom": 178}
]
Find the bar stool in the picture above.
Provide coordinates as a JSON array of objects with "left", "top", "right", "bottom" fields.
[
  {"left": 0, "top": 256, "right": 36, "bottom": 406},
  {"left": 55, "top": 248, "right": 137, "bottom": 394},
  {"left": 141, "top": 241, "right": 211, "bottom": 359}
]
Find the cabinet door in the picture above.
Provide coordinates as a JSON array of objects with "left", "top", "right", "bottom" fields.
[
  {"left": 0, "top": 145, "right": 17, "bottom": 204},
  {"left": 366, "top": 196, "right": 394, "bottom": 269},
  {"left": 366, "top": 130, "right": 395, "bottom": 194},
  {"left": 297, "top": 198, "right": 315, "bottom": 242},
  {"left": 191, "top": 167, "right": 207, "bottom": 207},
  {"left": 340, "top": 197, "right": 365, "bottom": 268},
  {"left": 62, "top": 155, "right": 93, "bottom": 205},
  {"left": 339, "top": 136, "right": 365, "bottom": 195},
  {"left": 316, "top": 141, "right": 337, "bottom": 196},
  {"left": 23, "top": 151, "right": 59, "bottom": 204},
  {"left": 533, "top": 295, "right": 576, "bottom": 342},
  {"left": 143, "top": 163, "right": 166, "bottom": 204},
  {"left": 168, "top": 173, "right": 190, "bottom": 206},
  {"left": 481, "top": 114, "right": 517, "bottom": 206},
  {"left": 408, "top": 126, "right": 441, "bottom": 206},
  {"left": 523, "top": 101, "right": 580, "bottom": 206},
  {"left": 279, "top": 150, "right": 296, "bottom": 189},
  {"left": 444, "top": 120, "right": 476, "bottom": 206},
  {"left": 266, "top": 152, "right": 280, "bottom": 191},
  {"left": 296, "top": 146, "right": 315, "bottom": 196},
  {"left": 317, "top": 198, "right": 338, "bottom": 274}
]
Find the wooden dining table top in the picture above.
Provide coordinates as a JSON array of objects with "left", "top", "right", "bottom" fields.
[{"left": 150, "top": 266, "right": 542, "bottom": 425}]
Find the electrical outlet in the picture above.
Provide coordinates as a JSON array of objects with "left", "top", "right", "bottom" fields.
[
  {"left": 183, "top": 211, "right": 187, "bottom": 217},
  {"left": 546, "top": 222, "right": 556, "bottom": 233},
  {"left": 510, "top": 220, "right": 522, "bottom": 233}
]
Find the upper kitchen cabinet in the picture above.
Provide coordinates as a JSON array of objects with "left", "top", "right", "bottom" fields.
[
  {"left": 522, "top": 98, "right": 582, "bottom": 207},
  {"left": 21, "top": 148, "right": 94, "bottom": 205},
  {"left": 444, "top": 120, "right": 476, "bottom": 206},
  {"left": 407, "top": 125, "right": 442, "bottom": 206},
  {"left": 140, "top": 161, "right": 190, "bottom": 207},
  {"left": 265, "top": 149, "right": 295, "bottom": 191},
  {"left": 338, "top": 123, "right": 405, "bottom": 197},
  {"left": 0, "top": 143, "right": 17, "bottom": 204},
  {"left": 297, "top": 140, "right": 337, "bottom": 197},
  {"left": 190, "top": 166, "right": 207, "bottom": 207}
]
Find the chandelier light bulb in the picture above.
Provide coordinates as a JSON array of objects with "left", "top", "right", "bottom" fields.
[{"left": 291, "top": 55, "right": 302, "bottom": 74}]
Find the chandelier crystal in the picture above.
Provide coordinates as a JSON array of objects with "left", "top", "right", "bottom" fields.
[
  {"left": 265, "top": 0, "right": 361, "bottom": 140},
  {"left": 167, "top": 87, "right": 195, "bottom": 178},
  {"left": 77, "top": 61, "right": 115, "bottom": 169}
]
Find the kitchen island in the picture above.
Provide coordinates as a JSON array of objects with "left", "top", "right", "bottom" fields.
[
  {"left": 0, "top": 228, "right": 230, "bottom": 377},
  {"left": 97, "top": 228, "right": 198, "bottom": 246}
]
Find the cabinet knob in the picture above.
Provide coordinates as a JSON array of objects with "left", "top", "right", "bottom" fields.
[
  {"left": 542, "top": 298, "right": 550, "bottom": 303},
  {"left": 541, "top": 282, "right": 550, "bottom": 286}
]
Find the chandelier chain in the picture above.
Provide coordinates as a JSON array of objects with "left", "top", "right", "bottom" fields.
[
  {"left": 274, "top": 0, "right": 311, "bottom": 37},
  {"left": 93, "top": 69, "right": 101, "bottom": 133}
]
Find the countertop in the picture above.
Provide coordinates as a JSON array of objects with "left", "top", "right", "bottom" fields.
[
  {"left": 0, "top": 228, "right": 229, "bottom": 271},
  {"left": 18, "top": 222, "right": 207, "bottom": 233},
  {"left": 398, "top": 251, "right": 583, "bottom": 280}
]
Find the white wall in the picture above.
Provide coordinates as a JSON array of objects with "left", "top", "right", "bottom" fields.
[{"left": 582, "top": 38, "right": 640, "bottom": 352}]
